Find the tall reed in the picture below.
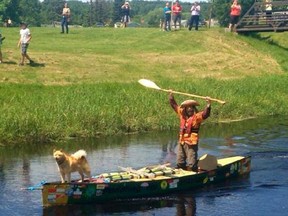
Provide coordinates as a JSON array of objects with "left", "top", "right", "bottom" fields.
[{"left": 0, "top": 74, "right": 287, "bottom": 145}]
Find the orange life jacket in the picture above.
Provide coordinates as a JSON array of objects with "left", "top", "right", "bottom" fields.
[{"left": 178, "top": 108, "right": 204, "bottom": 145}]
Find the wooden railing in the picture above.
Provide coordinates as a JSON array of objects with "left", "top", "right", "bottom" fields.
[{"left": 236, "top": 1, "right": 288, "bottom": 33}]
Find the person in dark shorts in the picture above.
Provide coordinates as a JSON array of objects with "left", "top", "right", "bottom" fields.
[
  {"left": 228, "top": 0, "right": 241, "bottom": 32},
  {"left": 0, "top": 30, "right": 4, "bottom": 63}
]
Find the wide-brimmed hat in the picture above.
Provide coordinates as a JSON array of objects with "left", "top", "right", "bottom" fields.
[{"left": 180, "top": 100, "right": 199, "bottom": 108}]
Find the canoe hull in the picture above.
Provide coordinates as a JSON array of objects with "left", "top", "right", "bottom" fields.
[{"left": 42, "top": 155, "right": 251, "bottom": 206}]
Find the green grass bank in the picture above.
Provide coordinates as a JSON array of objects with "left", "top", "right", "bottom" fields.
[{"left": 0, "top": 27, "right": 287, "bottom": 145}]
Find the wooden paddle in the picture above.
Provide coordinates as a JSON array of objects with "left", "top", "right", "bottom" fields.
[{"left": 138, "top": 79, "right": 226, "bottom": 105}]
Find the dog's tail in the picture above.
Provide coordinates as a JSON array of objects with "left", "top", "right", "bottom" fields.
[{"left": 72, "top": 149, "right": 87, "bottom": 159}]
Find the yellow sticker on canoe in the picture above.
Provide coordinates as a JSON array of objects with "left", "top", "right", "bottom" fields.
[
  {"left": 160, "top": 181, "right": 168, "bottom": 190},
  {"left": 96, "top": 184, "right": 106, "bottom": 190}
]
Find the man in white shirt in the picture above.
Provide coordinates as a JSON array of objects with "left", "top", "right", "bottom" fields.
[
  {"left": 17, "top": 23, "right": 34, "bottom": 66},
  {"left": 188, "top": 2, "right": 201, "bottom": 31}
]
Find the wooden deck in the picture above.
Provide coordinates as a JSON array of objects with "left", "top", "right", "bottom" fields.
[{"left": 236, "top": 1, "right": 288, "bottom": 33}]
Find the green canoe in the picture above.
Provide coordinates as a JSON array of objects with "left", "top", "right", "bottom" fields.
[{"left": 42, "top": 155, "right": 251, "bottom": 207}]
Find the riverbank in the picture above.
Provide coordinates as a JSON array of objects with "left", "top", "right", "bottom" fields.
[{"left": 0, "top": 27, "right": 287, "bottom": 145}]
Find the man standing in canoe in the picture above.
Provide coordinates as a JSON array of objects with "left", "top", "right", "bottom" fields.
[{"left": 169, "top": 91, "right": 211, "bottom": 172}]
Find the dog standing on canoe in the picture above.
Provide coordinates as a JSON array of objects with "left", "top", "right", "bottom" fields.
[{"left": 53, "top": 149, "right": 91, "bottom": 183}]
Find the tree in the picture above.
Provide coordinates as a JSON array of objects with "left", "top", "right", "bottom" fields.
[
  {"left": 112, "top": 0, "right": 122, "bottom": 24},
  {"left": 40, "top": 0, "right": 65, "bottom": 25},
  {"left": 18, "top": 0, "right": 41, "bottom": 26},
  {"left": 0, "top": 0, "right": 10, "bottom": 21},
  {"left": 0, "top": 0, "right": 20, "bottom": 25},
  {"left": 144, "top": 7, "right": 162, "bottom": 27},
  {"left": 88, "top": 0, "right": 112, "bottom": 26},
  {"left": 67, "top": 1, "right": 90, "bottom": 26}
]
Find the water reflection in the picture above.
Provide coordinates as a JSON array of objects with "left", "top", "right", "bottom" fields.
[
  {"left": 175, "top": 194, "right": 196, "bottom": 216},
  {"left": 42, "top": 194, "right": 197, "bottom": 216},
  {"left": 1, "top": 116, "right": 287, "bottom": 159},
  {"left": 21, "top": 157, "right": 31, "bottom": 189},
  {"left": 41, "top": 175, "right": 255, "bottom": 216},
  {"left": 161, "top": 140, "right": 177, "bottom": 165}
]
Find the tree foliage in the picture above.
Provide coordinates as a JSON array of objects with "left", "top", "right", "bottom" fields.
[
  {"left": 0, "top": 0, "right": 257, "bottom": 27},
  {"left": 40, "top": 0, "right": 65, "bottom": 26},
  {"left": 67, "top": 1, "right": 90, "bottom": 26},
  {"left": 112, "top": 0, "right": 122, "bottom": 24},
  {"left": 18, "top": 0, "right": 41, "bottom": 26},
  {"left": 0, "top": 0, "right": 20, "bottom": 24},
  {"left": 92, "top": 0, "right": 113, "bottom": 25}
]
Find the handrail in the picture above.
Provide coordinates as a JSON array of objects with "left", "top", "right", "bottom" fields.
[{"left": 235, "top": 1, "right": 288, "bottom": 32}]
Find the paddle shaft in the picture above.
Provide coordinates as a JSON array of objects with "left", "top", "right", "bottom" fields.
[
  {"left": 160, "top": 88, "right": 226, "bottom": 105},
  {"left": 138, "top": 79, "right": 226, "bottom": 105}
]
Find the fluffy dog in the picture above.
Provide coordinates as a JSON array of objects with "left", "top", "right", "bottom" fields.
[{"left": 53, "top": 149, "right": 91, "bottom": 183}]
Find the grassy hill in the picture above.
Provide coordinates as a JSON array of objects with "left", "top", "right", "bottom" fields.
[{"left": 0, "top": 27, "right": 287, "bottom": 144}]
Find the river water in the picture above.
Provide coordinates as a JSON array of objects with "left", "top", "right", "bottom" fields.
[{"left": 0, "top": 116, "right": 288, "bottom": 216}]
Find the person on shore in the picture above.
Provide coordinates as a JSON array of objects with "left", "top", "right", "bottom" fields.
[
  {"left": 265, "top": 0, "right": 273, "bottom": 23},
  {"left": 169, "top": 91, "right": 211, "bottom": 172},
  {"left": 159, "top": 19, "right": 164, "bottom": 31},
  {"left": 172, "top": 0, "right": 182, "bottom": 30},
  {"left": 121, "top": 1, "right": 131, "bottom": 28},
  {"left": 228, "top": 0, "right": 241, "bottom": 32},
  {"left": 163, "top": 2, "right": 172, "bottom": 31},
  {"left": 61, "top": 2, "right": 71, "bottom": 34},
  {"left": 7, "top": 18, "right": 12, "bottom": 27},
  {"left": 188, "top": 1, "right": 201, "bottom": 31},
  {"left": 0, "top": 30, "right": 4, "bottom": 63},
  {"left": 17, "top": 23, "right": 34, "bottom": 66}
]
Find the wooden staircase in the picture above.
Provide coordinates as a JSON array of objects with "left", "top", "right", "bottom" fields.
[{"left": 236, "top": 0, "right": 288, "bottom": 33}]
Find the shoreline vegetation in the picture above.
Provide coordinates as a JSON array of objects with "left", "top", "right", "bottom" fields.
[{"left": 0, "top": 27, "right": 287, "bottom": 145}]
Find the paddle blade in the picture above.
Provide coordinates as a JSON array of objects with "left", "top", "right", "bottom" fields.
[{"left": 138, "top": 79, "right": 161, "bottom": 90}]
